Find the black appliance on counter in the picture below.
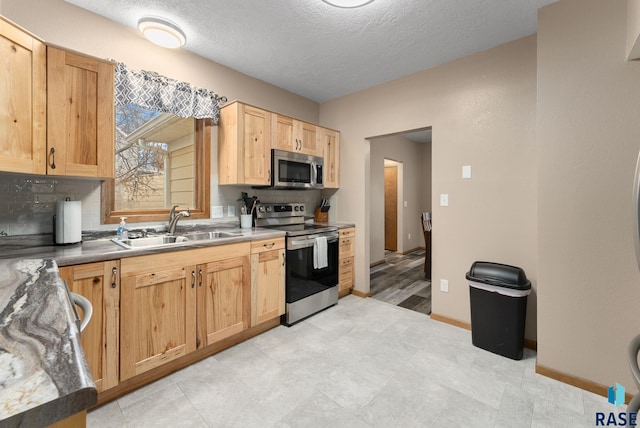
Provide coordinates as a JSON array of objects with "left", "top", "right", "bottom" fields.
[{"left": 255, "top": 202, "right": 338, "bottom": 325}]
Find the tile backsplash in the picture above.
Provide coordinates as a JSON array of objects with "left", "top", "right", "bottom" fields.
[{"left": 0, "top": 172, "right": 327, "bottom": 236}]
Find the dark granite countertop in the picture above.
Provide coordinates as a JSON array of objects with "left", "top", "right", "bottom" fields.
[
  {"left": 0, "top": 259, "right": 97, "bottom": 427},
  {"left": 0, "top": 227, "right": 286, "bottom": 267}
]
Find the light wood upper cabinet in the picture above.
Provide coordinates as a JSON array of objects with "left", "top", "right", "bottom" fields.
[
  {"left": 321, "top": 128, "right": 340, "bottom": 189},
  {"left": 272, "top": 114, "right": 321, "bottom": 156},
  {"left": 47, "top": 46, "right": 115, "bottom": 178},
  {"left": 0, "top": 17, "right": 47, "bottom": 175},
  {"left": 218, "top": 101, "right": 271, "bottom": 185},
  {"left": 218, "top": 101, "right": 340, "bottom": 187},
  {"left": 250, "top": 238, "right": 285, "bottom": 326},
  {"left": 59, "top": 260, "right": 120, "bottom": 392}
]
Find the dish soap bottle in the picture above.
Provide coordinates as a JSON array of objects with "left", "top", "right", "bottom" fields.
[{"left": 117, "top": 217, "right": 128, "bottom": 240}]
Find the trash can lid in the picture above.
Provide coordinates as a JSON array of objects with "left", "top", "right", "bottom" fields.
[{"left": 465, "top": 261, "right": 531, "bottom": 290}]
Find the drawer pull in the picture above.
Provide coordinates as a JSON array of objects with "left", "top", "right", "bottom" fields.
[{"left": 263, "top": 242, "right": 275, "bottom": 249}]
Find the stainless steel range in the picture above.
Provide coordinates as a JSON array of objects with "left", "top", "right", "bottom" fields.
[{"left": 255, "top": 202, "right": 339, "bottom": 325}]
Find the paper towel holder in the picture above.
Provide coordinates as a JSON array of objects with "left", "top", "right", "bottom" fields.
[{"left": 53, "top": 197, "right": 82, "bottom": 245}]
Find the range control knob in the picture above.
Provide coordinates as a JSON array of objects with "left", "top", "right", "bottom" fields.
[
  {"left": 299, "top": 205, "right": 305, "bottom": 212},
  {"left": 294, "top": 206, "right": 299, "bottom": 211},
  {"left": 266, "top": 206, "right": 272, "bottom": 212},
  {"left": 258, "top": 206, "right": 265, "bottom": 213}
]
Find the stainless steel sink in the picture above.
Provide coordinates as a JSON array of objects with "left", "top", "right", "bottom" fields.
[
  {"left": 183, "top": 231, "right": 243, "bottom": 241},
  {"left": 111, "top": 235, "right": 187, "bottom": 249},
  {"left": 112, "top": 231, "right": 243, "bottom": 249}
]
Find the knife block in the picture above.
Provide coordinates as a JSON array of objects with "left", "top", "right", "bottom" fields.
[{"left": 314, "top": 207, "right": 328, "bottom": 222}]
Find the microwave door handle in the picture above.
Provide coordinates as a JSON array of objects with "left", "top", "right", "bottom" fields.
[{"left": 311, "top": 162, "right": 318, "bottom": 186}]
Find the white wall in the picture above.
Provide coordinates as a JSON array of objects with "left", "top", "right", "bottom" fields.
[
  {"left": 320, "top": 35, "right": 538, "bottom": 341},
  {"left": 370, "top": 135, "right": 431, "bottom": 264},
  {"left": 537, "top": 0, "right": 640, "bottom": 394}
]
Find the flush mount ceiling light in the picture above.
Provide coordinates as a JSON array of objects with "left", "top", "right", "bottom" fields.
[
  {"left": 138, "top": 17, "right": 186, "bottom": 49},
  {"left": 321, "top": 0, "right": 374, "bottom": 8}
]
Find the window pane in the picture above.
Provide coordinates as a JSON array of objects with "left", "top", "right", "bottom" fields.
[{"left": 114, "top": 104, "right": 195, "bottom": 211}]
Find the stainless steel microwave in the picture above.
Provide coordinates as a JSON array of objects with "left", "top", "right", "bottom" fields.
[{"left": 271, "top": 149, "right": 323, "bottom": 189}]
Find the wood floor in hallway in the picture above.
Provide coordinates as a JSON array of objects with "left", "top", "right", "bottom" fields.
[{"left": 370, "top": 249, "right": 431, "bottom": 315}]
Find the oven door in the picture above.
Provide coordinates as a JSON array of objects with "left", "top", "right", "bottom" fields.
[{"left": 286, "top": 232, "right": 339, "bottom": 304}]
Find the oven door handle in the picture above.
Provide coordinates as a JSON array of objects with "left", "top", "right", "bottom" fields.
[{"left": 288, "top": 235, "right": 338, "bottom": 250}]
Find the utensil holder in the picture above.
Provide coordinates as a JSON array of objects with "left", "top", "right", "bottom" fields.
[{"left": 240, "top": 214, "right": 253, "bottom": 229}]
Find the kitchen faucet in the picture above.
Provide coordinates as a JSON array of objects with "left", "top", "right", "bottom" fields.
[{"left": 168, "top": 205, "right": 190, "bottom": 235}]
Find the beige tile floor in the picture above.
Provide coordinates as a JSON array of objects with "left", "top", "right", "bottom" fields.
[{"left": 88, "top": 295, "right": 621, "bottom": 427}]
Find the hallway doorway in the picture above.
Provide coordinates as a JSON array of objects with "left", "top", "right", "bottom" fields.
[{"left": 384, "top": 160, "right": 399, "bottom": 251}]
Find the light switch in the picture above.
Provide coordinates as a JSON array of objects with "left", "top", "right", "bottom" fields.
[
  {"left": 404, "top": 201, "right": 408, "bottom": 207},
  {"left": 440, "top": 194, "right": 449, "bottom": 206},
  {"left": 227, "top": 205, "right": 236, "bottom": 217},
  {"left": 462, "top": 165, "right": 472, "bottom": 179},
  {"left": 440, "top": 279, "right": 449, "bottom": 292}
]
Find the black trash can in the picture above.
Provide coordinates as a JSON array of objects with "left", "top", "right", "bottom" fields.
[{"left": 466, "top": 261, "right": 531, "bottom": 360}]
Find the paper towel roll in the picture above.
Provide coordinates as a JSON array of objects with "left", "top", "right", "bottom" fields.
[{"left": 55, "top": 200, "right": 82, "bottom": 244}]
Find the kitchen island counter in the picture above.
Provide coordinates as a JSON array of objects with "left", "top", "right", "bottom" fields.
[{"left": 0, "top": 258, "right": 96, "bottom": 427}]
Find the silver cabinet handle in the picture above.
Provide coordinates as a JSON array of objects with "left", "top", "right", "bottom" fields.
[
  {"left": 111, "top": 266, "right": 117, "bottom": 288},
  {"left": 71, "top": 292, "right": 93, "bottom": 333}
]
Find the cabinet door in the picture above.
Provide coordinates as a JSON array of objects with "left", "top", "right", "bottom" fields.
[
  {"left": 47, "top": 46, "right": 114, "bottom": 178},
  {"left": 59, "top": 260, "right": 120, "bottom": 392},
  {"left": 242, "top": 105, "right": 271, "bottom": 185},
  {"left": 272, "top": 114, "right": 295, "bottom": 152},
  {"left": 197, "top": 256, "right": 250, "bottom": 347},
  {"left": 322, "top": 128, "right": 340, "bottom": 188},
  {"left": 272, "top": 115, "right": 320, "bottom": 156},
  {"left": 251, "top": 239, "right": 285, "bottom": 326},
  {"left": 297, "top": 121, "right": 320, "bottom": 156},
  {"left": 120, "top": 265, "right": 197, "bottom": 380},
  {"left": 0, "top": 17, "right": 46, "bottom": 175}
]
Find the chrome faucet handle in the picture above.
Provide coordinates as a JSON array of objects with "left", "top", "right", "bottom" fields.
[{"left": 169, "top": 205, "right": 179, "bottom": 221}]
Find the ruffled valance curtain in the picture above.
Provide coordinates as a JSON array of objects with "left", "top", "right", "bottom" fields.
[{"left": 114, "top": 62, "right": 227, "bottom": 124}]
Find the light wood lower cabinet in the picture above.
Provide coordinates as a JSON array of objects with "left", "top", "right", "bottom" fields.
[
  {"left": 119, "top": 243, "right": 252, "bottom": 380},
  {"left": 250, "top": 238, "right": 285, "bottom": 326},
  {"left": 196, "top": 254, "right": 251, "bottom": 348},
  {"left": 120, "top": 262, "right": 197, "bottom": 381},
  {"left": 59, "top": 260, "right": 120, "bottom": 392},
  {"left": 339, "top": 228, "right": 356, "bottom": 294}
]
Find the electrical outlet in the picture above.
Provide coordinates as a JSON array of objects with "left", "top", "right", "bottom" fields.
[
  {"left": 227, "top": 205, "right": 235, "bottom": 217},
  {"left": 211, "top": 206, "right": 224, "bottom": 218},
  {"left": 462, "top": 165, "right": 472, "bottom": 179},
  {"left": 440, "top": 194, "right": 449, "bottom": 206},
  {"left": 404, "top": 200, "right": 408, "bottom": 207},
  {"left": 440, "top": 279, "right": 449, "bottom": 292},
  {"left": 408, "top": 233, "right": 411, "bottom": 240}
]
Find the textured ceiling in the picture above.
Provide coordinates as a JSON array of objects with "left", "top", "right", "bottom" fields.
[{"left": 64, "top": 0, "right": 555, "bottom": 103}]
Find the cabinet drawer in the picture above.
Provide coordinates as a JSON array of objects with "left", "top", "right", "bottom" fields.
[
  {"left": 339, "top": 240, "right": 355, "bottom": 258},
  {"left": 339, "top": 267, "right": 353, "bottom": 289},
  {"left": 339, "top": 228, "right": 355, "bottom": 238},
  {"left": 340, "top": 256, "right": 354, "bottom": 268},
  {"left": 251, "top": 238, "right": 285, "bottom": 254}
]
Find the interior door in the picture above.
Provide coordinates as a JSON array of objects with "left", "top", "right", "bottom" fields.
[{"left": 384, "top": 165, "right": 398, "bottom": 251}]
